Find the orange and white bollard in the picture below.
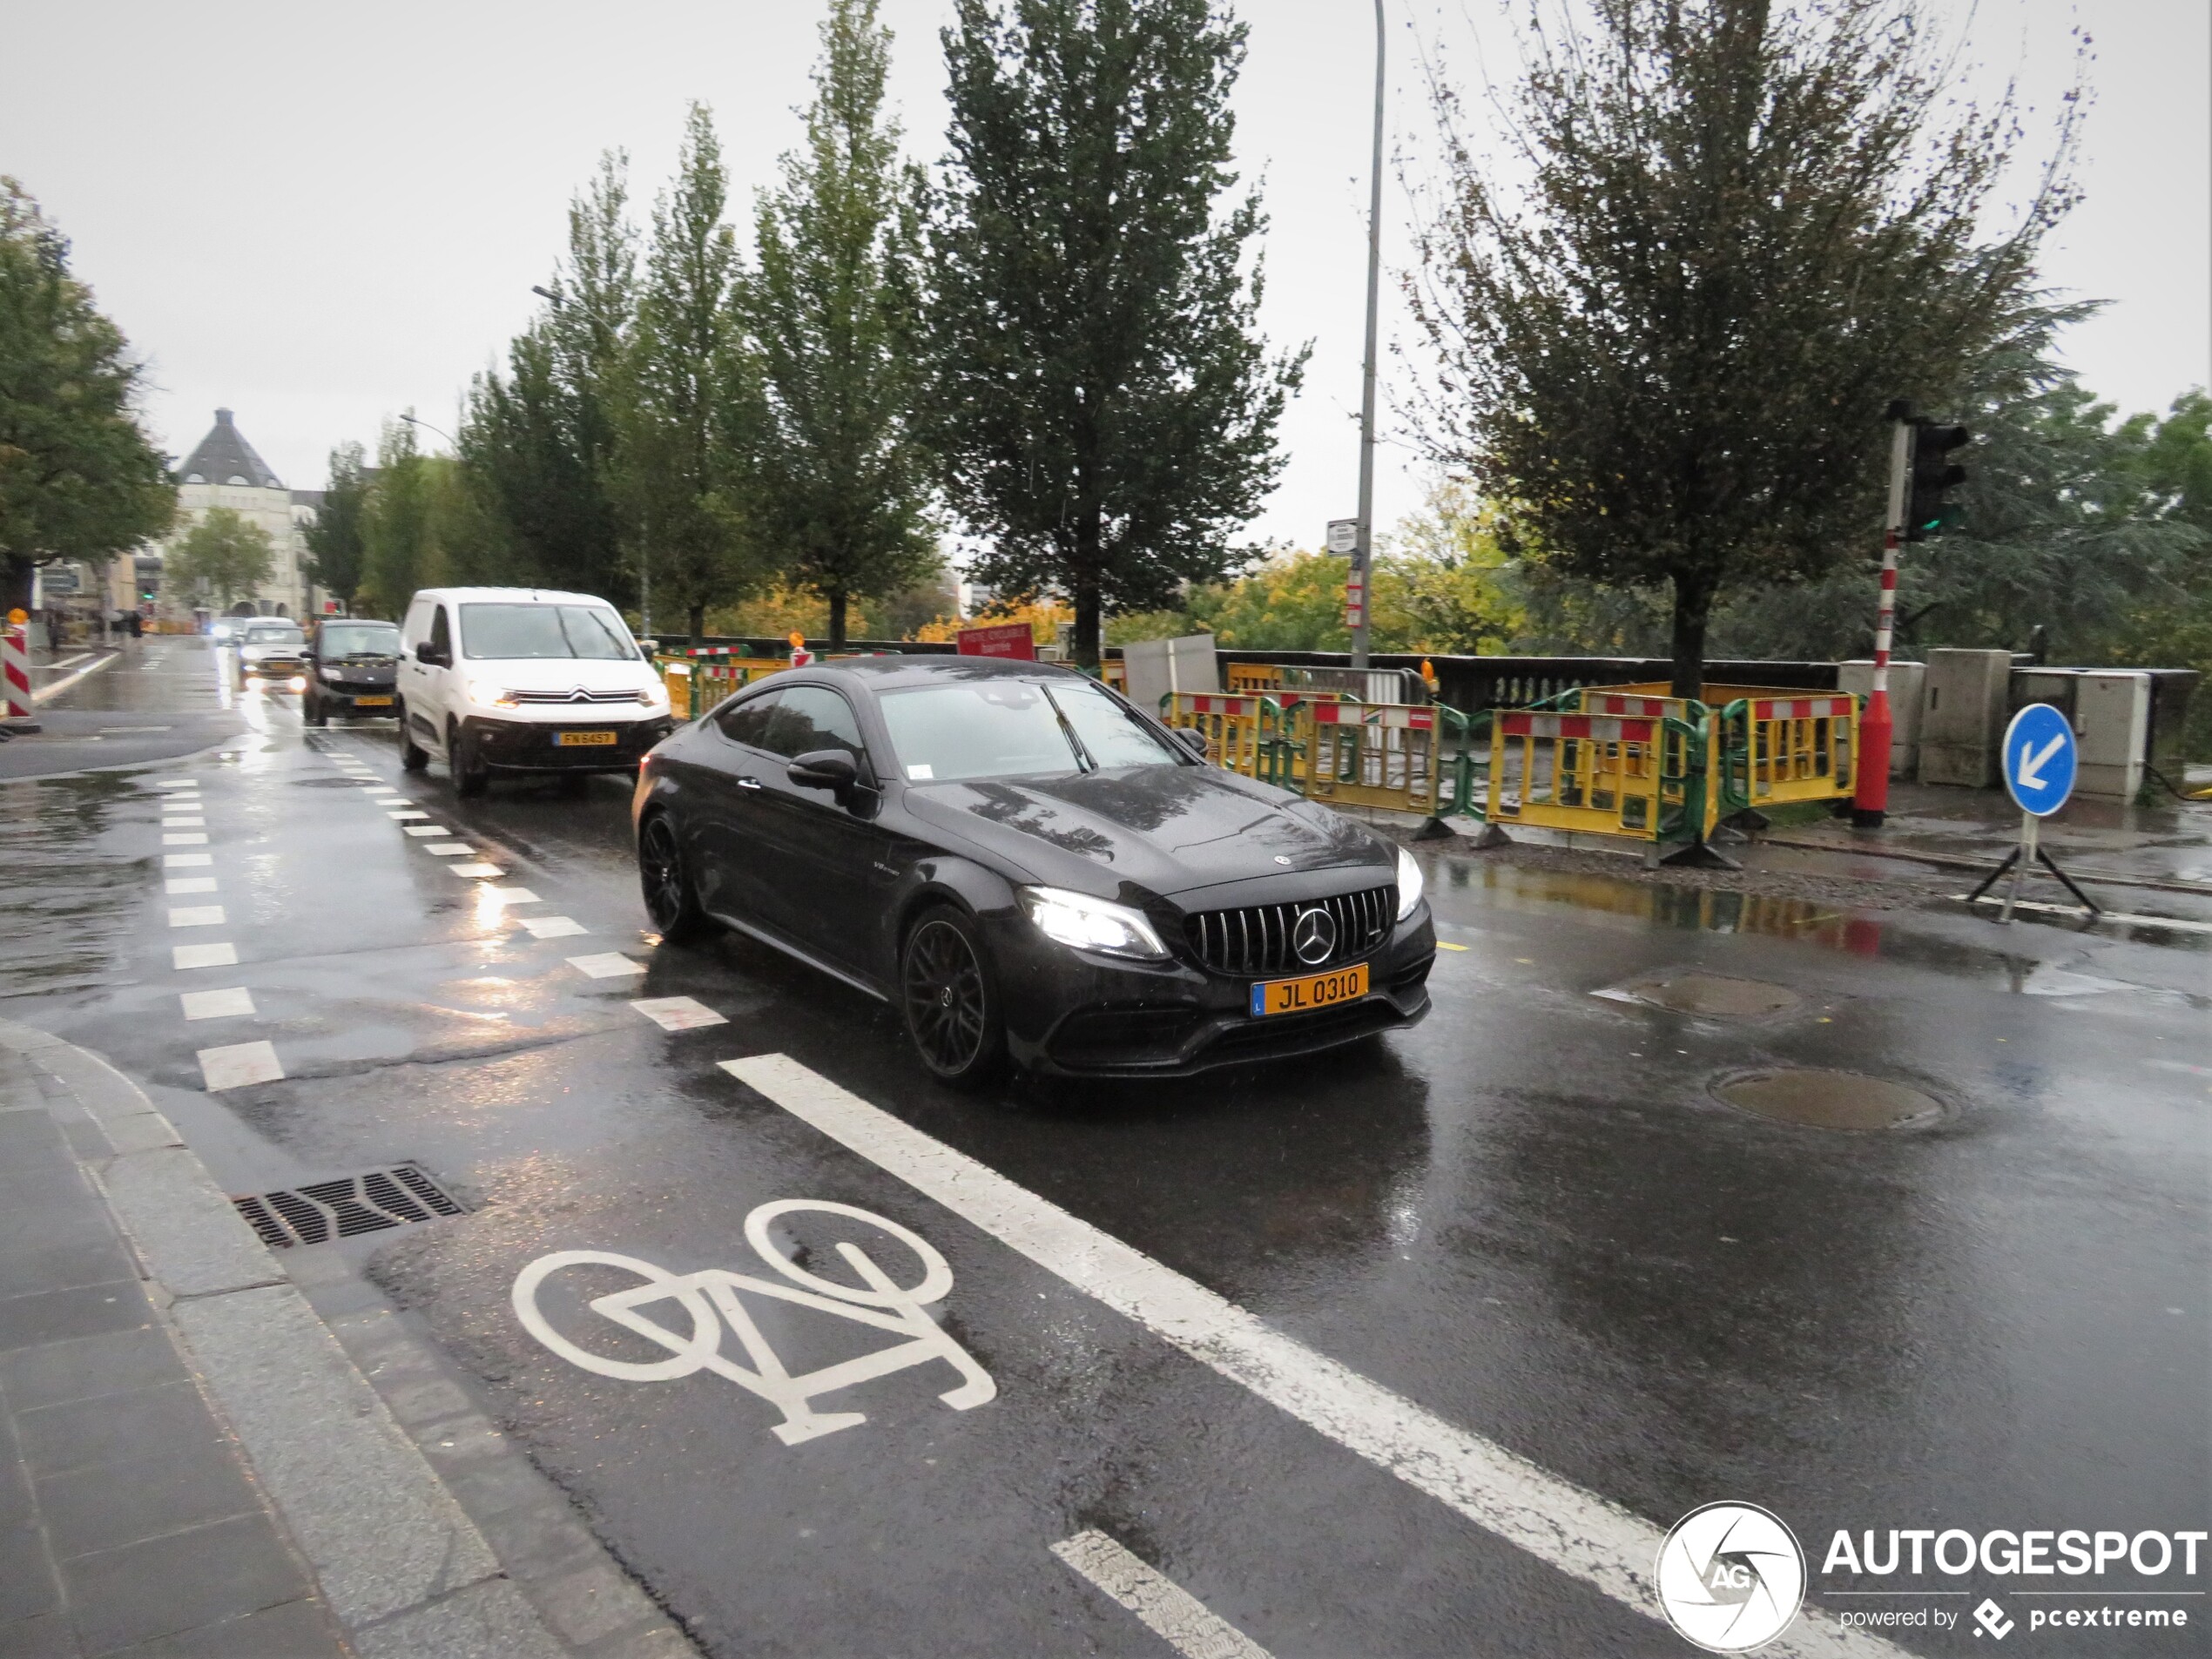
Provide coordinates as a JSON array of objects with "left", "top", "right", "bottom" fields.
[{"left": 2, "top": 611, "right": 32, "bottom": 724}]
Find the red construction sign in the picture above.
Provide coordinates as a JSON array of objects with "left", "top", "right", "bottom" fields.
[{"left": 955, "top": 623, "right": 1036, "bottom": 660}]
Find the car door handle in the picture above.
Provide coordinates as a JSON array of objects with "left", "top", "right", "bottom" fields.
[{"left": 735, "top": 775, "right": 763, "bottom": 790}]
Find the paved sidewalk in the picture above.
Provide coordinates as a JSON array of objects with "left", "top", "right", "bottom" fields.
[
  {"left": 0, "top": 1047, "right": 346, "bottom": 1656},
  {"left": 0, "top": 1022, "right": 694, "bottom": 1659}
]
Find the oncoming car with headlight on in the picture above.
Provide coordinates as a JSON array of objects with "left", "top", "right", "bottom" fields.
[
  {"left": 235, "top": 619, "right": 309, "bottom": 689},
  {"left": 631, "top": 656, "right": 1434, "bottom": 1082}
]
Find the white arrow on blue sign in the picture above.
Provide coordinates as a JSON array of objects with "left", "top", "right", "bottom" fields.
[{"left": 2002, "top": 702, "right": 2077, "bottom": 817}]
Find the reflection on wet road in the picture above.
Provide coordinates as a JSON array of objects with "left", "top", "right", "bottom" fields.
[{"left": 5, "top": 638, "right": 2206, "bottom": 1657}]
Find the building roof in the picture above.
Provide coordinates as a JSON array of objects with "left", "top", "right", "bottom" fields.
[{"left": 178, "top": 408, "right": 282, "bottom": 489}]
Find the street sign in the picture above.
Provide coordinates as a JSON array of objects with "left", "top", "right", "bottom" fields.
[
  {"left": 2002, "top": 703, "right": 2077, "bottom": 817},
  {"left": 1326, "top": 519, "right": 1358, "bottom": 556},
  {"left": 955, "top": 622, "right": 1035, "bottom": 660}
]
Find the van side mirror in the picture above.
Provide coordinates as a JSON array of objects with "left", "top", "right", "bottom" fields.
[
  {"left": 787, "top": 748, "right": 859, "bottom": 799},
  {"left": 415, "top": 643, "right": 448, "bottom": 667}
]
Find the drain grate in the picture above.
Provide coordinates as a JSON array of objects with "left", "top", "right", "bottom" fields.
[{"left": 233, "top": 1163, "right": 467, "bottom": 1248}]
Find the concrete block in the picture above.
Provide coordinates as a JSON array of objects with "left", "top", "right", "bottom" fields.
[
  {"left": 1919, "top": 649, "right": 2012, "bottom": 786},
  {"left": 99, "top": 1148, "right": 280, "bottom": 1301},
  {"left": 1837, "top": 660, "right": 1925, "bottom": 778}
]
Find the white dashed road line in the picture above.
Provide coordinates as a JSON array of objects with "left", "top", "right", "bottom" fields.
[
  {"left": 164, "top": 853, "right": 212, "bottom": 869},
  {"left": 449, "top": 861, "right": 504, "bottom": 878},
  {"left": 167, "top": 906, "right": 226, "bottom": 928},
  {"left": 1051, "top": 1531, "right": 1271, "bottom": 1659},
  {"left": 172, "top": 942, "right": 239, "bottom": 970},
  {"left": 388, "top": 810, "right": 431, "bottom": 822},
  {"left": 155, "top": 779, "right": 198, "bottom": 790},
  {"left": 165, "top": 877, "right": 219, "bottom": 895},
  {"left": 424, "top": 844, "right": 474, "bottom": 857},
  {"left": 197, "top": 1039, "right": 284, "bottom": 1091},
  {"left": 719, "top": 1054, "right": 1901, "bottom": 1659},
  {"left": 567, "top": 954, "right": 645, "bottom": 979},
  {"left": 485, "top": 887, "right": 541, "bottom": 905},
  {"left": 180, "top": 988, "right": 256, "bottom": 1022},
  {"left": 163, "top": 833, "right": 209, "bottom": 846},
  {"left": 404, "top": 826, "right": 449, "bottom": 837},
  {"left": 517, "top": 915, "right": 588, "bottom": 940},
  {"left": 629, "top": 996, "right": 725, "bottom": 1032}
]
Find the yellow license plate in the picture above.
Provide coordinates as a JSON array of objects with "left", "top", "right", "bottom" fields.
[
  {"left": 556, "top": 730, "right": 618, "bottom": 746},
  {"left": 353, "top": 695, "right": 394, "bottom": 707},
  {"left": 1251, "top": 962, "right": 1368, "bottom": 1018}
]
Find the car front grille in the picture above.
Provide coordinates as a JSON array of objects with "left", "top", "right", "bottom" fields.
[
  {"left": 510, "top": 687, "right": 645, "bottom": 705},
  {"left": 1183, "top": 884, "right": 1394, "bottom": 976}
]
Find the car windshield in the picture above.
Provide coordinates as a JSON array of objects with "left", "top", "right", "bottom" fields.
[
  {"left": 317, "top": 624, "right": 401, "bottom": 658},
  {"left": 878, "top": 679, "right": 1179, "bottom": 782},
  {"left": 459, "top": 604, "right": 638, "bottom": 661},
  {"left": 242, "top": 624, "right": 303, "bottom": 645}
]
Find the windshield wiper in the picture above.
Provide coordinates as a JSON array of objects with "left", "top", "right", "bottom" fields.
[{"left": 1040, "top": 685, "right": 1097, "bottom": 773}]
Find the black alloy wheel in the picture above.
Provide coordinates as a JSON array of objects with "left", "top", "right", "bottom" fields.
[
  {"left": 399, "top": 703, "right": 429, "bottom": 771},
  {"left": 638, "top": 814, "right": 714, "bottom": 943},
  {"left": 451, "top": 720, "right": 489, "bottom": 798},
  {"left": 900, "top": 907, "right": 1006, "bottom": 1086}
]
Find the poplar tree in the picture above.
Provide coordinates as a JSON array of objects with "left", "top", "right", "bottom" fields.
[
  {"left": 925, "top": 0, "right": 1305, "bottom": 665},
  {"left": 618, "top": 105, "right": 755, "bottom": 643},
  {"left": 745, "top": 0, "right": 938, "bottom": 651},
  {"left": 466, "top": 154, "right": 637, "bottom": 606}
]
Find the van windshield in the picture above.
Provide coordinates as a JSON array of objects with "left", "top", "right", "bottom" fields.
[{"left": 459, "top": 604, "right": 639, "bottom": 661}]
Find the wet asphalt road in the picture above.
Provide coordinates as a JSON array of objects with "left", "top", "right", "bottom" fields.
[{"left": 3, "top": 638, "right": 2208, "bottom": 1657}]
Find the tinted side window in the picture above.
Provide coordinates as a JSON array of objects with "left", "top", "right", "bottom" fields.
[
  {"left": 714, "top": 689, "right": 782, "bottom": 749},
  {"left": 765, "top": 686, "right": 866, "bottom": 761}
]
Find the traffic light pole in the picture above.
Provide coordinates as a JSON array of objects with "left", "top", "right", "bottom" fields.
[{"left": 1852, "top": 416, "right": 1912, "bottom": 828}]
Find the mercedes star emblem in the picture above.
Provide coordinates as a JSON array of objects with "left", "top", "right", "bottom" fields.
[{"left": 1291, "top": 906, "right": 1338, "bottom": 966}]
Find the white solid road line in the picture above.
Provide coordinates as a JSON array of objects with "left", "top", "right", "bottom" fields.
[
  {"left": 1950, "top": 893, "right": 2212, "bottom": 934},
  {"left": 629, "top": 996, "right": 725, "bottom": 1031},
  {"left": 197, "top": 1039, "right": 283, "bottom": 1091},
  {"left": 179, "top": 987, "right": 256, "bottom": 1022},
  {"left": 1052, "top": 1531, "right": 1271, "bottom": 1659},
  {"left": 172, "top": 942, "right": 239, "bottom": 970},
  {"left": 719, "top": 1054, "right": 1902, "bottom": 1659}
]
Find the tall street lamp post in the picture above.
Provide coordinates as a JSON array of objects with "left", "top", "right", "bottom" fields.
[{"left": 1350, "top": 0, "right": 1385, "bottom": 671}]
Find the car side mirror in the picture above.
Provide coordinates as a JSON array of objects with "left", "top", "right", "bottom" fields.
[
  {"left": 1172, "top": 726, "right": 1211, "bottom": 760},
  {"left": 787, "top": 748, "right": 860, "bottom": 799}
]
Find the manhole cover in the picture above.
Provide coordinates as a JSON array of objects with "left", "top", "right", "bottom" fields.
[
  {"left": 1596, "top": 970, "right": 1803, "bottom": 1018},
  {"left": 233, "top": 1163, "right": 467, "bottom": 1247},
  {"left": 1713, "top": 1070, "right": 1943, "bottom": 1131}
]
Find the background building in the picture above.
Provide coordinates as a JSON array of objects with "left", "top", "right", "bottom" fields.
[{"left": 149, "top": 408, "right": 321, "bottom": 623}]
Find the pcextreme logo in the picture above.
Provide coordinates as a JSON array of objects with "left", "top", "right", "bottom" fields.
[{"left": 1656, "top": 1502, "right": 1808, "bottom": 1653}]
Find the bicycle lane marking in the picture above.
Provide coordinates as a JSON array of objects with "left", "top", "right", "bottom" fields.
[{"left": 719, "top": 1052, "right": 1904, "bottom": 1659}]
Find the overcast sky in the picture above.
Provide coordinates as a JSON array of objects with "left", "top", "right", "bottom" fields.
[{"left": 5, "top": 0, "right": 2205, "bottom": 554}]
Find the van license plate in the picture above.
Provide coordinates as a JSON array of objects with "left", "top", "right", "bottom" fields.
[
  {"left": 556, "top": 730, "right": 618, "bottom": 747},
  {"left": 1251, "top": 962, "right": 1368, "bottom": 1018}
]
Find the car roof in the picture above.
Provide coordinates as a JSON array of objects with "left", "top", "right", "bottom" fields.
[
  {"left": 407, "top": 587, "right": 617, "bottom": 607},
  {"left": 790, "top": 655, "right": 1093, "bottom": 694}
]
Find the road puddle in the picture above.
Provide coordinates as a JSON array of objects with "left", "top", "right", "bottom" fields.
[{"left": 0, "top": 772, "right": 152, "bottom": 1002}]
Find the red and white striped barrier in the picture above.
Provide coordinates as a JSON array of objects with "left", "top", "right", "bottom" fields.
[
  {"left": 1581, "top": 693, "right": 1676, "bottom": 718},
  {"left": 1312, "top": 702, "right": 1436, "bottom": 731},
  {"left": 2, "top": 624, "right": 30, "bottom": 719},
  {"left": 1747, "top": 697, "right": 1854, "bottom": 721},
  {"left": 1497, "top": 711, "right": 1656, "bottom": 745}
]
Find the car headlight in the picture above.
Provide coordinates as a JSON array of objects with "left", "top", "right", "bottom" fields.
[
  {"left": 1018, "top": 886, "right": 1169, "bottom": 960},
  {"left": 465, "top": 678, "right": 518, "bottom": 710},
  {"left": 1395, "top": 846, "right": 1425, "bottom": 921},
  {"left": 642, "top": 679, "right": 670, "bottom": 711}
]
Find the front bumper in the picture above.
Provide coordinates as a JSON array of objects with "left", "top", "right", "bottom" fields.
[
  {"left": 994, "top": 907, "right": 1436, "bottom": 1078},
  {"left": 240, "top": 656, "right": 307, "bottom": 678},
  {"left": 314, "top": 677, "right": 399, "bottom": 712},
  {"left": 461, "top": 713, "right": 675, "bottom": 772}
]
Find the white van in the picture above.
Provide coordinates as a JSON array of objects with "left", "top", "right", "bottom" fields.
[{"left": 397, "top": 587, "right": 673, "bottom": 796}]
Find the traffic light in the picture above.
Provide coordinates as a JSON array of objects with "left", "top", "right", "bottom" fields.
[{"left": 1905, "top": 419, "right": 1969, "bottom": 541}]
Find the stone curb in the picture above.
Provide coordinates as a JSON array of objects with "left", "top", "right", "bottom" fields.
[{"left": 0, "top": 1018, "right": 690, "bottom": 1659}]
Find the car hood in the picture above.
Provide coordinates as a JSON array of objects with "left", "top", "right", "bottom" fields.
[
  {"left": 239, "top": 641, "right": 305, "bottom": 658},
  {"left": 901, "top": 765, "right": 1388, "bottom": 901}
]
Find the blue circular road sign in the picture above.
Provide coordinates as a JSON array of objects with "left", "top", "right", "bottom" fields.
[{"left": 2002, "top": 702, "right": 2077, "bottom": 816}]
